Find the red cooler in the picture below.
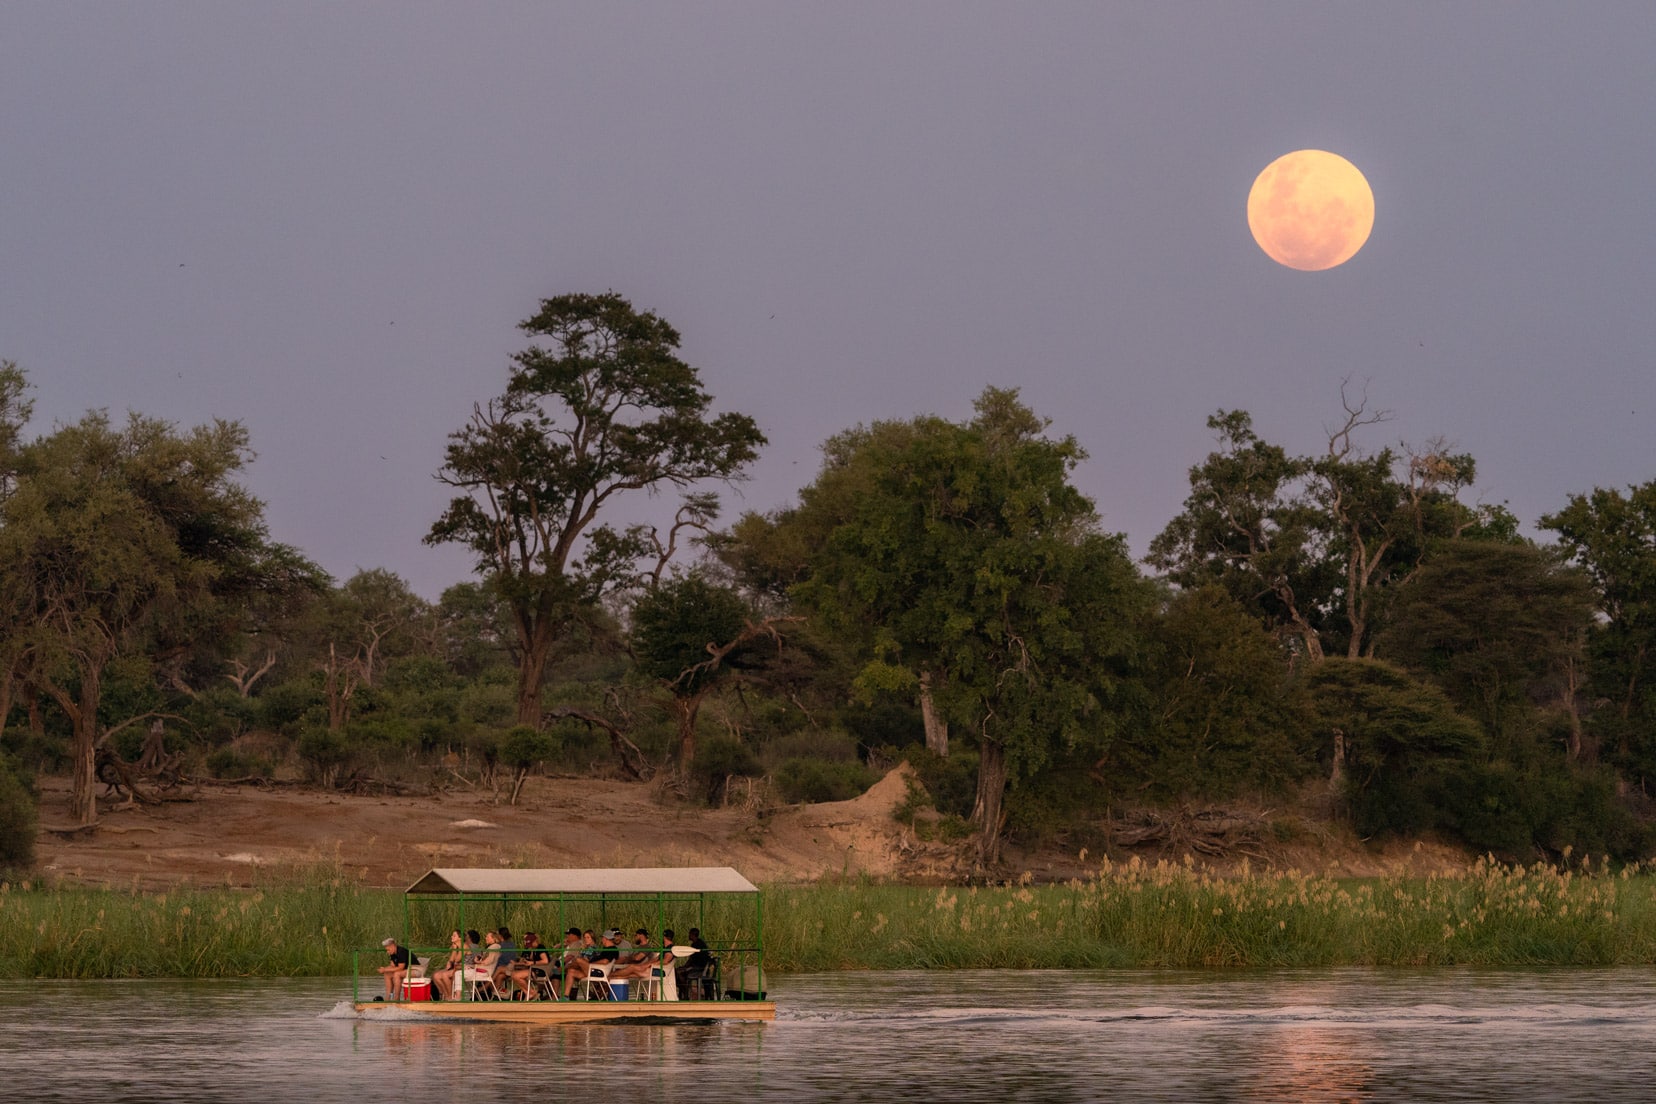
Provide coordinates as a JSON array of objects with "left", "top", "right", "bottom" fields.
[{"left": 401, "top": 978, "right": 432, "bottom": 1002}]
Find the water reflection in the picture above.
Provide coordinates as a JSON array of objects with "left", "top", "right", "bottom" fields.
[
  {"left": 5, "top": 969, "right": 1656, "bottom": 1102},
  {"left": 1239, "top": 983, "right": 1377, "bottom": 1103}
]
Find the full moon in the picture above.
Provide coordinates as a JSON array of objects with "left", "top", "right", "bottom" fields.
[{"left": 1247, "top": 149, "right": 1375, "bottom": 271}]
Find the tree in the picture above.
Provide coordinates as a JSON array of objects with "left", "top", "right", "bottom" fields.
[
  {"left": 721, "top": 416, "right": 957, "bottom": 754},
  {"left": 0, "top": 411, "right": 271, "bottom": 824},
  {"left": 791, "top": 388, "right": 1148, "bottom": 863},
  {"left": 426, "top": 293, "right": 765, "bottom": 726},
  {"left": 1541, "top": 482, "right": 1656, "bottom": 775},
  {"left": 1124, "top": 584, "right": 1311, "bottom": 800},
  {"left": 1377, "top": 540, "right": 1597, "bottom": 760},
  {"left": 1151, "top": 395, "right": 1494, "bottom": 662},
  {"left": 630, "top": 574, "right": 752, "bottom": 775},
  {"left": 0, "top": 361, "right": 36, "bottom": 732},
  {"left": 499, "top": 724, "right": 557, "bottom": 805},
  {"left": 1147, "top": 410, "right": 1334, "bottom": 663},
  {"left": 1303, "top": 658, "right": 1485, "bottom": 836}
]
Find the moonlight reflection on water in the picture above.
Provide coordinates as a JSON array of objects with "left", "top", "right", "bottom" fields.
[{"left": 4, "top": 969, "right": 1656, "bottom": 1102}]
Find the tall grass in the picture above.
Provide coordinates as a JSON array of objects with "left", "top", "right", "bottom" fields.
[{"left": 6, "top": 856, "right": 1656, "bottom": 979}]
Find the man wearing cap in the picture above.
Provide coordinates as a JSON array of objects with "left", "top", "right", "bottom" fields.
[
  {"left": 563, "top": 929, "right": 624, "bottom": 999},
  {"left": 376, "top": 937, "right": 413, "bottom": 1000}
]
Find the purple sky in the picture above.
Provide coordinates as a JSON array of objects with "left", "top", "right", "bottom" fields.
[{"left": 4, "top": 4, "right": 1653, "bottom": 598}]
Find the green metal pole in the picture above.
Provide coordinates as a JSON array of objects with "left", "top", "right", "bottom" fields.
[{"left": 756, "top": 889, "right": 764, "bottom": 1003}]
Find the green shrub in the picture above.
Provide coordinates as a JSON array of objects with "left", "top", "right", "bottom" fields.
[
  {"left": 499, "top": 725, "right": 557, "bottom": 772},
  {"left": 901, "top": 745, "right": 978, "bottom": 819},
  {"left": 692, "top": 736, "right": 761, "bottom": 804},
  {"left": 296, "top": 726, "right": 350, "bottom": 784},
  {"left": 1, "top": 726, "right": 68, "bottom": 773},
  {"left": 204, "top": 747, "right": 273, "bottom": 781},
  {"left": 773, "top": 757, "right": 876, "bottom": 804},
  {"left": 0, "top": 763, "right": 38, "bottom": 873}
]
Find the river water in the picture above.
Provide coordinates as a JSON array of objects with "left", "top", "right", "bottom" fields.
[{"left": 4, "top": 968, "right": 1656, "bottom": 1102}]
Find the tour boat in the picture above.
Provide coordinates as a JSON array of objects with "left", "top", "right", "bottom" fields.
[{"left": 351, "top": 866, "right": 775, "bottom": 1024}]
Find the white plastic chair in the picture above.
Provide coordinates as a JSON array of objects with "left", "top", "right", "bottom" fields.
[
  {"left": 583, "top": 963, "right": 614, "bottom": 1001},
  {"left": 634, "top": 965, "right": 665, "bottom": 1002},
  {"left": 466, "top": 967, "right": 506, "bottom": 1001}
]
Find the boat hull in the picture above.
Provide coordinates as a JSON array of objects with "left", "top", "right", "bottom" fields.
[{"left": 351, "top": 999, "right": 775, "bottom": 1024}]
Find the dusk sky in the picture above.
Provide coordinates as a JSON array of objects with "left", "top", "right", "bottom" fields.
[{"left": 4, "top": 4, "right": 1653, "bottom": 598}]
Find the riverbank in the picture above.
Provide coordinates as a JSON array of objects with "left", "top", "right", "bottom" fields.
[{"left": 7, "top": 857, "right": 1654, "bottom": 978}]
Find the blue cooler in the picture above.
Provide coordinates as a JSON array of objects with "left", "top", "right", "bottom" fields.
[{"left": 608, "top": 980, "right": 629, "bottom": 1002}]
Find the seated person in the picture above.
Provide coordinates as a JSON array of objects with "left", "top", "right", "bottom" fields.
[
  {"left": 429, "top": 930, "right": 465, "bottom": 1000},
  {"left": 491, "top": 927, "right": 519, "bottom": 992},
  {"left": 463, "top": 930, "right": 503, "bottom": 996},
  {"left": 507, "top": 932, "right": 552, "bottom": 999},
  {"left": 607, "top": 929, "right": 657, "bottom": 984},
  {"left": 563, "top": 929, "right": 624, "bottom": 998},
  {"left": 683, "top": 928, "right": 715, "bottom": 999},
  {"left": 376, "top": 937, "right": 413, "bottom": 1000}
]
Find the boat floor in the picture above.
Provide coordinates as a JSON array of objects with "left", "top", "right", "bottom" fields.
[{"left": 351, "top": 998, "right": 775, "bottom": 1024}]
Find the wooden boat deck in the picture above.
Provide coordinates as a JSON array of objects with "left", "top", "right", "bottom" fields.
[{"left": 351, "top": 998, "right": 775, "bottom": 1024}]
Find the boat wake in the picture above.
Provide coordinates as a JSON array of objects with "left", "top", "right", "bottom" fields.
[
  {"left": 777, "top": 1001, "right": 1656, "bottom": 1029},
  {"left": 319, "top": 1000, "right": 473, "bottom": 1023}
]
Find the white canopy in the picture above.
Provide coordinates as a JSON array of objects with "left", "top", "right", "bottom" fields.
[{"left": 404, "top": 866, "right": 758, "bottom": 896}]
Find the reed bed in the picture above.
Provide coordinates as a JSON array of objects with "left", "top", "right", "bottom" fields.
[{"left": 5, "top": 856, "right": 1656, "bottom": 978}]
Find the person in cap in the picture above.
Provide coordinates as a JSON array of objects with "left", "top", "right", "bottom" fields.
[
  {"left": 562, "top": 928, "right": 624, "bottom": 998},
  {"left": 376, "top": 936, "right": 413, "bottom": 1000}
]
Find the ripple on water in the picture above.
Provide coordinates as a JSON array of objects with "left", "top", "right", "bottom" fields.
[{"left": 4, "top": 970, "right": 1656, "bottom": 1102}]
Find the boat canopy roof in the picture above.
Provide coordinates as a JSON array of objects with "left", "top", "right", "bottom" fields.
[{"left": 404, "top": 866, "right": 758, "bottom": 897}]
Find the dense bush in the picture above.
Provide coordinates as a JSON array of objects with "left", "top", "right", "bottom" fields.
[
  {"left": 692, "top": 736, "right": 761, "bottom": 804},
  {"left": 773, "top": 757, "right": 876, "bottom": 804},
  {"left": 204, "top": 746, "right": 273, "bottom": 781},
  {"left": 901, "top": 745, "right": 978, "bottom": 820},
  {"left": 1, "top": 726, "right": 68, "bottom": 774},
  {"left": 0, "top": 761, "right": 38, "bottom": 872}
]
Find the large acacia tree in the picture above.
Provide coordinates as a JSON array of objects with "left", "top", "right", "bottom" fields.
[
  {"left": 0, "top": 404, "right": 278, "bottom": 825},
  {"left": 427, "top": 293, "right": 765, "bottom": 726}
]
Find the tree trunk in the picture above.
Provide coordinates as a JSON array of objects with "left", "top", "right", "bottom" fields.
[
  {"left": 919, "top": 670, "right": 949, "bottom": 758},
  {"left": 970, "top": 734, "right": 1008, "bottom": 867},
  {"left": 26, "top": 681, "right": 43, "bottom": 737},
  {"left": 70, "top": 671, "right": 100, "bottom": 826},
  {"left": 1328, "top": 728, "right": 1346, "bottom": 796},
  {"left": 515, "top": 632, "right": 552, "bottom": 727},
  {"left": 673, "top": 693, "right": 707, "bottom": 777},
  {"left": 0, "top": 665, "right": 14, "bottom": 736}
]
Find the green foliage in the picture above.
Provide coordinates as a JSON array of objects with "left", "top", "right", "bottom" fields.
[
  {"left": 1378, "top": 541, "right": 1595, "bottom": 753},
  {"left": 690, "top": 735, "right": 760, "bottom": 804},
  {"left": 426, "top": 291, "right": 765, "bottom": 725},
  {"left": 499, "top": 725, "right": 557, "bottom": 770},
  {"left": 0, "top": 405, "right": 280, "bottom": 821},
  {"left": 204, "top": 746, "right": 273, "bottom": 780},
  {"left": 295, "top": 726, "right": 349, "bottom": 782},
  {"left": 901, "top": 746, "right": 979, "bottom": 820},
  {"left": 772, "top": 757, "right": 876, "bottom": 804},
  {"left": 1542, "top": 482, "right": 1656, "bottom": 779},
  {"left": 784, "top": 387, "right": 1151, "bottom": 854},
  {"left": 254, "top": 678, "right": 325, "bottom": 732},
  {"left": 2, "top": 726, "right": 69, "bottom": 774},
  {"left": 1305, "top": 658, "right": 1485, "bottom": 839},
  {"left": 1126, "top": 585, "right": 1311, "bottom": 799},
  {"left": 630, "top": 575, "right": 752, "bottom": 692},
  {"left": 0, "top": 761, "right": 37, "bottom": 872}
]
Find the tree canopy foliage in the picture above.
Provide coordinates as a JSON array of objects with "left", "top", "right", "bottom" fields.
[
  {"left": 6, "top": 327, "right": 1656, "bottom": 869},
  {"left": 426, "top": 292, "right": 765, "bottom": 725}
]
